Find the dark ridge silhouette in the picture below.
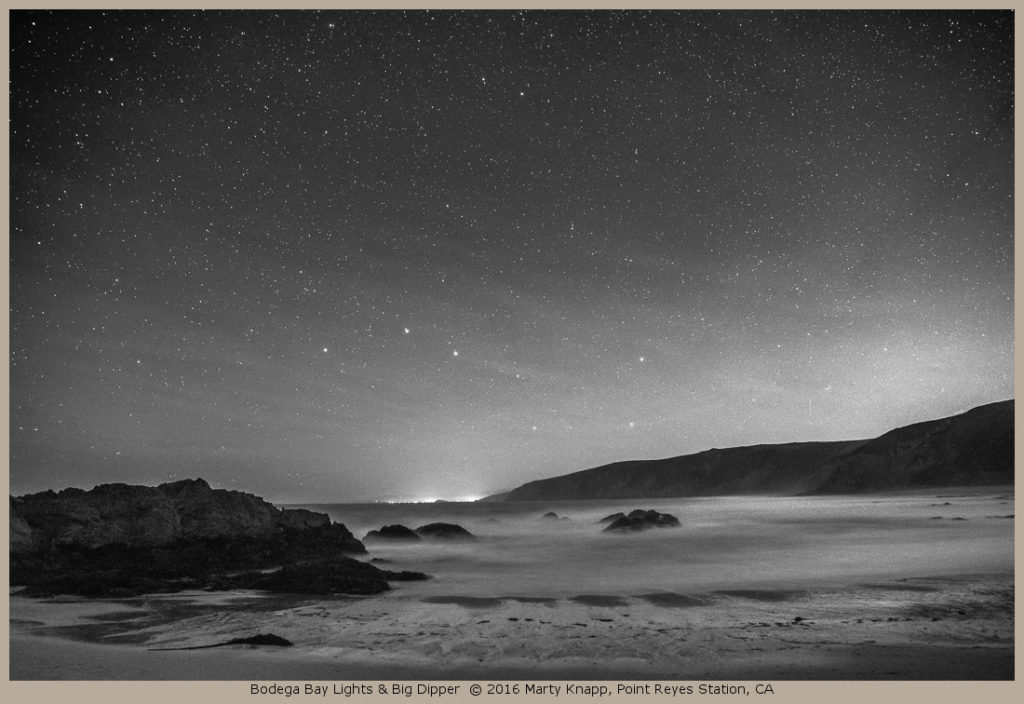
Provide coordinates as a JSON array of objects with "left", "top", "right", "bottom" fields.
[
  {"left": 497, "top": 401, "right": 1013, "bottom": 501},
  {"left": 806, "top": 400, "right": 1014, "bottom": 493}
]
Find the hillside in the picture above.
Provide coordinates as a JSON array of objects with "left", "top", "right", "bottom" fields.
[
  {"left": 500, "top": 400, "right": 1013, "bottom": 501},
  {"left": 807, "top": 400, "right": 1015, "bottom": 493}
]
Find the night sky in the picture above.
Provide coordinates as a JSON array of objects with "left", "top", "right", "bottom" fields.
[{"left": 9, "top": 10, "right": 1014, "bottom": 503}]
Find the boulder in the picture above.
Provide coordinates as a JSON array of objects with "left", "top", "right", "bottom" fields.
[
  {"left": 415, "top": 522, "right": 474, "bottom": 540},
  {"left": 226, "top": 633, "right": 293, "bottom": 647},
  {"left": 602, "top": 509, "right": 680, "bottom": 532},
  {"left": 364, "top": 524, "right": 421, "bottom": 541},
  {"left": 597, "top": 512, "right": 626, "bottom": 524},
  {"left": 150, "top": 633, "right": 295, "bottom": 651},
  {"left": 250, "top": 557, "right": 426, "bottom": 595}
]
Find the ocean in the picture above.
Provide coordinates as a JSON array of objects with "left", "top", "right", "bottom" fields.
[{"left": 293, "top": 488, "right": 1014, "bottom": 599}]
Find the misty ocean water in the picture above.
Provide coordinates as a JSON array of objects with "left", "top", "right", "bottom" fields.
[
  {"left": 296, "top": 489, "right": 1013, "bottom": 598},
  {"left": 8, "top": 488, "right": 1015, "bottom": 680}
]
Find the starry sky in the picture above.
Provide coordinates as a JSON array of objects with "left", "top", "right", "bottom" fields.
[{"left": 9, "top": 10, "right": 1014, "bottom": 503}]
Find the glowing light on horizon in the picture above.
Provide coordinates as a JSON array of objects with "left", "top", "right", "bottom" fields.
[{"left": 383, "top": 494, "right": 484, "bottom": 504}]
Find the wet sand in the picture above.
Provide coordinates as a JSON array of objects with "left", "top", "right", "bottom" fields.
[{"left": 9, "top": 572, "right": 1013, "bottom": 680}]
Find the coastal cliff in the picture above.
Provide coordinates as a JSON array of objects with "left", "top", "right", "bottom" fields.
[
  {"left": 499, "top": 400, "right": 1013, "bottom": 501},
  {"left": 807, "top": 400, "right": 1015, "bottom": 493}
]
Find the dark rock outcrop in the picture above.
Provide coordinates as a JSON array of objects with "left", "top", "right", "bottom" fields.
[
  {"left": 276, "top": 507, "right": 332, "bottom": 531},
  {"left": 500, "top": 401, "right": 1013, "bottom": 500},
  {"left": 226, "top": 633, "right": 294, "bottom": 647},
  {"left": 364, "top": 524, "right": 421, "bottom": 542},
  {"left": 244, "top": 557, "right": 427, "bottom": 595},
  {"left": 8, "top": 478, "right": 431, "bottom": 598},
  {"left": 10, "top": 478, "right": 341, "bottom": 555},
  {"left": 414, "top": 522, "right": 474, "bottom": 540},
  {"left": 151, "top": 633, "right": 294, "bottom": 651},
  {"left": 597, "top": 512, "right": 626, "bottom": 524},
  {"left": 541, "top": 511, "right": 560, "bottom": 520},
  {"left": 602, "top": 509, "right": 680, "bottom": 532}
]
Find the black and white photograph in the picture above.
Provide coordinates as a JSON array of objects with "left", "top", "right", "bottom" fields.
[{"left": 7, "top": 8, "right": 1014, "bottom": 682}]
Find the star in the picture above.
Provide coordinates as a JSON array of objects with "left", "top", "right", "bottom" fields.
[{"left": 6, "top": 9, "right": 1012, "bottom": 506}]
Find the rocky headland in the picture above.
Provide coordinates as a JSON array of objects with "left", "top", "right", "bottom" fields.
[{"left": 10, "top": 478, "right": 426, "bottom": 598}]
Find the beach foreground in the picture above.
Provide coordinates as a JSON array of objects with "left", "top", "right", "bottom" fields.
[
  {"left": 9, "top": 573, "right": 1014, "bottom": 680},
  {"left": 10, "top": 490, "right": 1014, "bottom": 680}
]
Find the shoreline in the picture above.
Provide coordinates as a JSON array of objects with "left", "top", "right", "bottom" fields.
[
  {"left": 10, "top": 571, "right": 1014, "bottom": 681},
  {"left": 10, "top": 624, "right": 1015, "bottom": 681}
]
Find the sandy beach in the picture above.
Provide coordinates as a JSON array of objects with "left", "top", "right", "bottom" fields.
[{"left": 10, "top": 571, "right": 1013, "bottom": 680}]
